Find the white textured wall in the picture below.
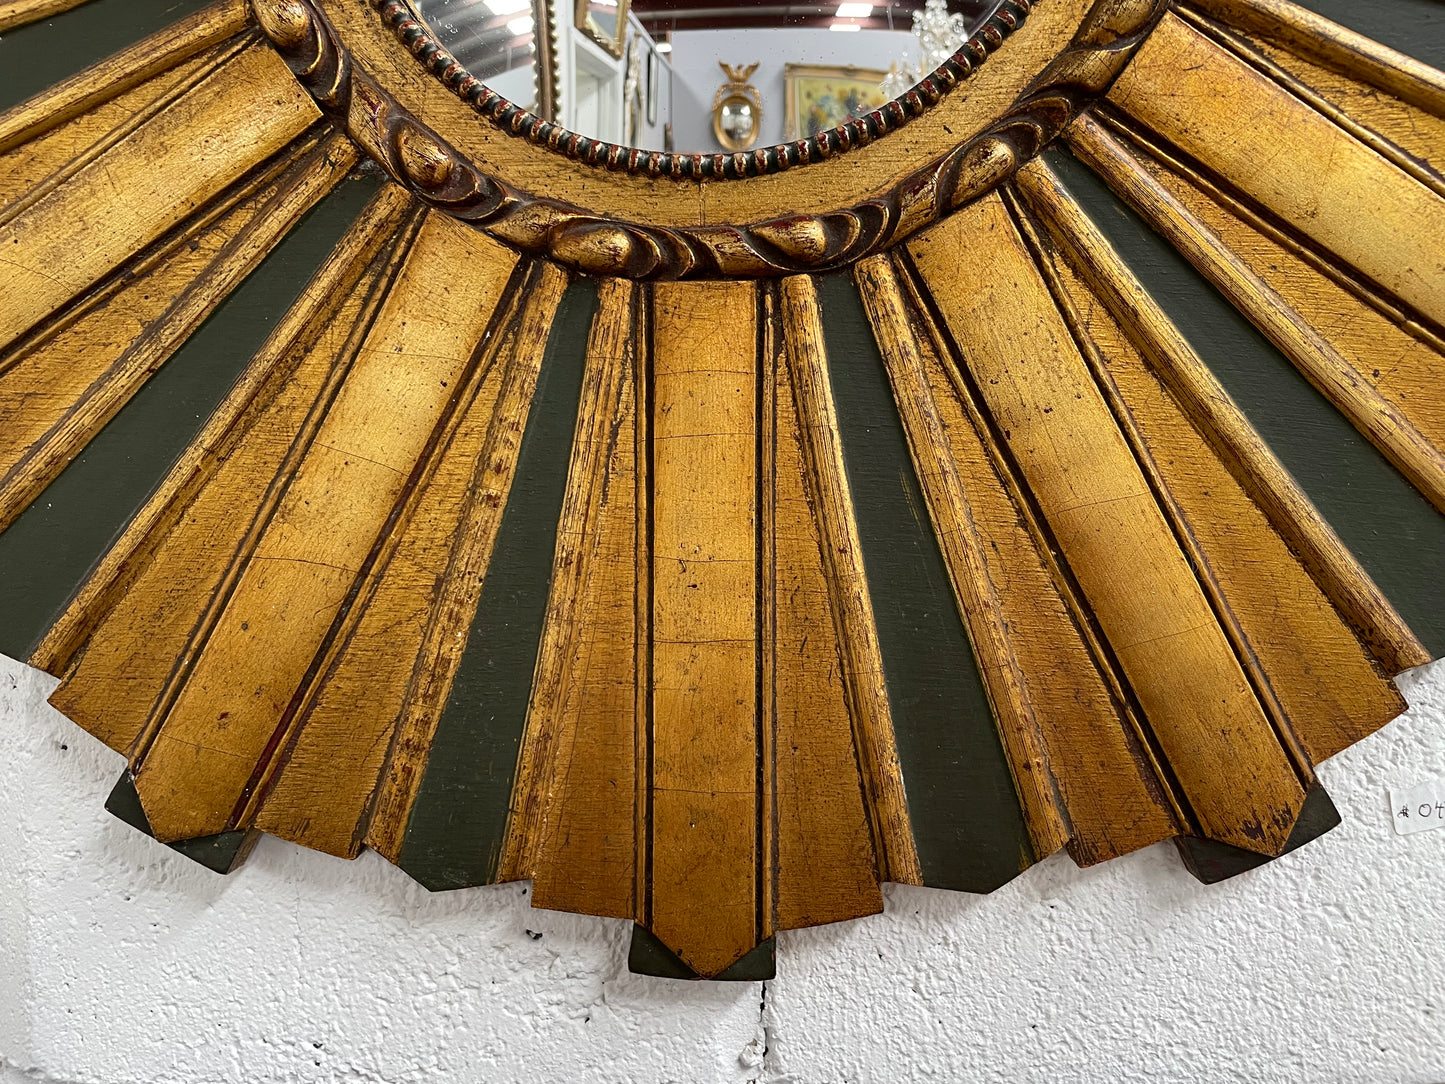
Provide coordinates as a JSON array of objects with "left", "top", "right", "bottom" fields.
[{"left": 2, "top": 650, "right": 1443, "bottom": 1084}]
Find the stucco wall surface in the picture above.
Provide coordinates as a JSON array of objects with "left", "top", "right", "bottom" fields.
[{"left": 1, "top": 650, "right": 1442, "bottom": 1084}]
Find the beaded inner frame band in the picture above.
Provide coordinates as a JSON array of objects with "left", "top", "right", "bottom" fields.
[{"left": 381, "top": 0, "right": 1032, "bottom": 180}]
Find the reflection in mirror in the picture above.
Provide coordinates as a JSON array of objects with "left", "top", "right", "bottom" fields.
[
  {"left": 413, "top": 0, "right": 557, "bottom": 118},
  {"left": 409, "top": 0, "right": 1006, "bottom": 153},
  {"left": 578, "top": 0, "right": 631, "bottom": 57},
  {"left": 712, "top": 61, "right": 761, "bottom": 150}
]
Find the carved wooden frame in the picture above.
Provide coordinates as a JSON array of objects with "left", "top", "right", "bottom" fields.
[
  {"left": 1, "top": 0, "right": 1443, "bottom": 980},
  {"left": 259, "top": 0, "right": 1165, "bottom": 277}
]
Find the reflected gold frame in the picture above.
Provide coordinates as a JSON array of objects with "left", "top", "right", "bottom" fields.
[
  {"left": 711, "top": 60, "right": 762, "bottom": 151},
  {"left": 574, "top": 0, "right": 630, "bottom": 59}
]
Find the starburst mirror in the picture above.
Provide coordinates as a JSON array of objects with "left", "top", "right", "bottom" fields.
[{"left": 0, "top": 0, "right": 1442, "bottom": 980}]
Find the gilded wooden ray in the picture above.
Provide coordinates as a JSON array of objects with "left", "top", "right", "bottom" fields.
[{"left": 1, "top": 0, "right": 1442, "bottom": 978}]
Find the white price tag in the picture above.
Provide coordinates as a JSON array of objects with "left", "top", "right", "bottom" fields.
[{"left": 1390, "top": 778, "right": 1445, "bottom": 836}]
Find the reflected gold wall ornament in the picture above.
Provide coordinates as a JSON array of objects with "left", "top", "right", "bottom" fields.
[
  {"left": 0, "top": 0, "right": 1443, "bottom": 981},
  {"left": 535, "top": 0, "right": 561, "bottom": 122},
  {"left": 711, "top": 61, "right": 762, "bottom": 152}
]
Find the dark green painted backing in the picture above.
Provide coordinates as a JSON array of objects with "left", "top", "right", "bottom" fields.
[
  {"left": 1046, "top": 148, "right": 1445, "bottom": 660},
  {"left": 1288, "top": 0, "right": 1445, "bottom": 73},
  {"left": 0, "top": 0, "right": 221, "bottom": 115},
  {"left": 714, "top": 936, "right": 777, "bottom": 981},
  {"left": 105, "top": 772, "right": 255, "bottom": 874},
  {"left": 627, "top": 925, "right": 776, "bottom": 981},
  {"left": 0, "top": 174, "right": 381, "bottom": 662},
  {"left": 817, "top": 272, "right": 1035, "bottom": 893},
  {"left": 1175, "top": 784, "right": 1341, "bottom": 884},
  {"left": 395, "top": 279, "right": 596, "bottom": 892}
]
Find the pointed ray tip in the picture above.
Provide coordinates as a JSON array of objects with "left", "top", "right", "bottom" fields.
[
  {"left": 627, "top": 925, "right": 776, "bottom": 981},
  {"left": 1175, "top": 784, "right": 1341, "bottom": 885},
  {"left": 104, "top": 773, "right": 257, "bottom": 875}
]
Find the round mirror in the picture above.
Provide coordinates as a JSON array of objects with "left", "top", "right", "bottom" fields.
[
  {"left": 712, "top": 62, "right": 761, "bottom": 150},
  {"left": 715, "top": 98, "right": 756, "bottom": 148},
  {"left": 408, "top": 0, "right": 1008, "bottom": 154}
]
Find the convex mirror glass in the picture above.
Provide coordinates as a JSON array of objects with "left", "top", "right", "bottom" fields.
[{"left": 409, "top": 0, "right": 1007, "bottom": 153}]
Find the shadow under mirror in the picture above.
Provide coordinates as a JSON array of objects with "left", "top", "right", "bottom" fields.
[{"left": 409, "top": 0, "right": 1007, "bottom": 152}]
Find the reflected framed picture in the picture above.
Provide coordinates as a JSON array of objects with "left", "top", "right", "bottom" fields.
[
  {"left": 575, "top": 0, "right": 630, "bottom": 58},
  {"left": 783, "top": 63, "right": 891, "bottom": 140}
]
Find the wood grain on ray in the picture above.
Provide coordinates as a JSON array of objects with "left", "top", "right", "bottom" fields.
[
  {"left": 497, "top": 278, "right": 643, "bottom": 917},
  {"left": 1085, "top": 99, "right": 1445, "bottom": 377},
  {"left": 1047, "top": 142, "right": 1445, "bottom": 658},
  {"left": 1244, "top": 41, "right": 1445, "bottom": 192},
  {"left": 1106, "top": 13, "right": 1445, "bottom": 334},
  {"left": 1019, "top": 148, "right": 1431, "bottom": 674},
  {"left": 853, "top": 255, "right": 1071, "bottom": 862},
  {"left": 1008, "top": 181, "right": 1391, "bottom": 788},
  {"left": 867, "top": 253, "right": 1183, "bottom": 866},
  {"left": 644, "top": 280, "right": 766, "bottom": 978},
  {"left": 1019, "top": 152, "right": 1431, "bottom": 677},
  {"left": 1078, "top": 111, "right": 1445, "bottom": 487},
  {"left": 1184, "top": 0, "right": 1445, "bottom": 121},
  {"left": 32, "top": 183, "right": 418, "bottom": 686},
  {"left": 817, "top": 272, "right": 1037, "bottom": 890},
  {"left": 371, "top": 278, "right": 590, "bottom": 892},
  {"left": 777, "top": 276, "right": 920, "bottom": 889},
  {"left": 1175, "top": 5, "right": 1445, "bottom": 191},
  {"left": 41, "top": 195, "right": 420, "bottom": 764},
  {"left": 1011, "top": 162, "right": 1408, "bottom": 766},
  {"left": 0, "top": 0, "right": 99, "bottom": 33},
  {"left": 0, "top": 34, "right": 253, "bottom": 210},
  {"left": 0, "top": 1, "right": 246, "bottom": 158},
  {"left": 195, "top": 220, "right": 523, "bottom": 846},
  {"left": 248, "top": 261, "right": 567, "bottom": 858},
  {"left": 78, "top": 212, "right": 514, "bottom": 844},
  {"left": 1005, "top": 184, "right": 1321, "bottom": 788},
  {"left": 0, "top": 41, "right": 319, "bottom": 354},
  {"left": 771, "top": 277, "right": 891, "bottom": 923},
  {"left": 361, "top": 265, "right": 575, "bottom": 872},
  {"left": 1, "top": 1, "right": 250, "bottom": 115},
  {"left": 908, "top": 193, "right": 1307, "bottom": 856},
  {"left": 0, "top": 32, "right": 254, "bottom": 227},
  {"left": 1127, "top": 123, "right": 1445, "bottom": 393},
  {"left": 0, "top": 130, "right": 356, "bottom": 537},
  {"left": 1067, "top": 112, "right": 1445, "bottom": 522}
]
